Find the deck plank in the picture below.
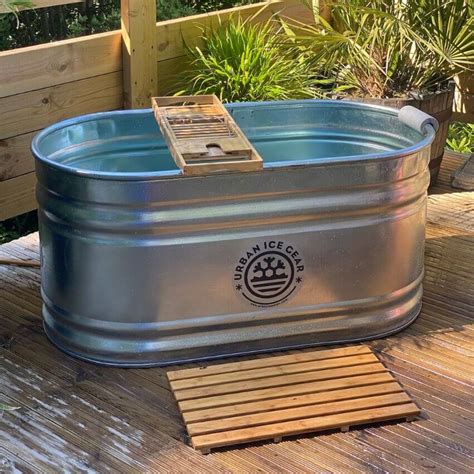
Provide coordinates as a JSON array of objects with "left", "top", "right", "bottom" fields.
[{"left": 0, "top": 151, "right": 473, "bottom": 472}]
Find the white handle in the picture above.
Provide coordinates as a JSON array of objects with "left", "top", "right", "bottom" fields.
[{"left": 398, "top": 106, "right": 439, "bottom": 134}]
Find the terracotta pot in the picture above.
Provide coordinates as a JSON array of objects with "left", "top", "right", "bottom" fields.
[{"left": 343, "top": 82, "right": 455, "bottom": 187}]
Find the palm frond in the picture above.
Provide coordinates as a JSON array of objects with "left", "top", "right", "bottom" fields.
[{"left": 286, "top": 0, "right": 474, "bottom": 98}]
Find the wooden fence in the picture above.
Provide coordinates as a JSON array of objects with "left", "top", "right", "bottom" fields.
[
  {"left": 0, "top": 0, "right": 471, "bottom": 220},
  {"left": 0, "top": 30, "right": 123, "bottom": 219}
]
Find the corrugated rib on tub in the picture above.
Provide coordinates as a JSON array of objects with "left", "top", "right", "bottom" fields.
[{"left": 32, "top": 100, "right": 437, "bottom": 366}]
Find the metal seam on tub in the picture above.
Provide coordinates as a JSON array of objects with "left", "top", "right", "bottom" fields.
[{"left": 40, "top": 272, "right": 424, "bottom": 334}]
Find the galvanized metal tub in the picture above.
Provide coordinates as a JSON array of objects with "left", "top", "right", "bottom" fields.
[{"left": 32, "top": 100, "right": 437, "bottom": 366}]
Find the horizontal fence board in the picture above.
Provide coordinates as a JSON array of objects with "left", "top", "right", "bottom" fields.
[
  {"left": 0, "top": 0, "right": 83, "bottom": 14},
  {"left": 156, "top": 56, "right": 190, "bottom": 96},
  {"left": 0, "top": 72, "right": 123, "bottom": 140},
  {"left": 0, "top": 173, "right": 36, "bottom": 220},
  {"left": 452, "top": 109, "right": 474, "bottom": 123},
  {"left": 280, "top": 1, "right": 316, "bottom": 22},
  {"left": 0, "top": 132, "right": 35, "bottom": 181},
  {"left": 0, "top": 31, "right": 122, "bottom": 98}
]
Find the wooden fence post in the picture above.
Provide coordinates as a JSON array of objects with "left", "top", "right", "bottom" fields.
[{"left": 121, "top": 0, "right": 157, "bottom": 108}]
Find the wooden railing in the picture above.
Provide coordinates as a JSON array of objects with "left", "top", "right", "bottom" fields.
[{"left": 0, "top": 30, "right": 123, "bottom": 219}]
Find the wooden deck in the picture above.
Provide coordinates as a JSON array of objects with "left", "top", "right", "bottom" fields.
[{"left": 1, "top": 152, "right": 473, "bottom": 473}]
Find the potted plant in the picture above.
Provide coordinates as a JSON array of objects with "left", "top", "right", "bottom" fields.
[{"left": 287, "top": 0, "right": 474, "bottom": 185}]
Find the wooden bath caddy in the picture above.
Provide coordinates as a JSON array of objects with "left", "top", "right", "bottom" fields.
[
  {"left": 167, "top": 345, "right": 420, "bottom": 454},
  {"left": 152, "top": 95, "right": 263, "bottom": 175}
]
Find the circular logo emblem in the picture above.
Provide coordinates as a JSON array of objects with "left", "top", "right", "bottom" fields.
[{"left": 233, "top": 241, "right": 304, "bottom": 307}]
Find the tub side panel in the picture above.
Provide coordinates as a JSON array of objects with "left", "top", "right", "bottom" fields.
[{"left": 37, "top": 149, "right": 429, "bottom": 365}]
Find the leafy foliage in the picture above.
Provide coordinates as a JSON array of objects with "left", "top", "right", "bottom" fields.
[
  {"left": 180, "top": 18, "right": 318, "bottom": 102},
  {"left": 287, "top": 0, "right": 474, "bottom": 98},
  {"left": 156, "top": 0, "right": 196, "bottom": 21},
  {"left": 67, "top": 1, "right": 121, "bottom": 38},
  {"left": 0, "top": 212, "right": 38, "bottom": 244},
  {"left": 446, "top": 122, "right": 474, "bottom": 153}
]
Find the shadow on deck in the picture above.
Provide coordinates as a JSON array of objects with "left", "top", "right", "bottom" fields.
[{"left": 0, "top": 152, "right": 472, "bottom": 472}]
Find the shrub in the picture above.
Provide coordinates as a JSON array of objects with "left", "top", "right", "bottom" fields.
[
  {"left": 446, "top": 122, "right": 474, "bottom": 154},
  {"left": 286, "top": 0, "right": 474, "bottom": 98},
  {"left": 180, "top": 18, "right": 317, "bottom": 102},
  {"left": 0, "top": 212, "right": 38, "bottom": 245},
  {"left": 157, "top": 0, "right": 196, "bottom": 21}
]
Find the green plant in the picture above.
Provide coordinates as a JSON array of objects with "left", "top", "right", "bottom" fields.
[
  {"left": 286, "top": 0, "right": 474, "bottom": 98},
  {"left": 0, "top": 223, "right": 20, "bottom": 244},
  {"left": 67, "top": 4, "right": 121, "bottom": 38},
  {"left": 157, "top": 0, "right": 196, "bottom": 21},
  {"left": 180, "top": 17, "right": 318, "bottom": 102},
  {"left": 446, "top": 122, "right": 474, "bottom": 153},
  {"left": 0, "top": 211, "right": 38, "bottom": 245}
]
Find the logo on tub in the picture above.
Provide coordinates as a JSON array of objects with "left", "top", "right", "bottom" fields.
[{"left": 234, "top": 240, "right": 304, "bottom": 307}]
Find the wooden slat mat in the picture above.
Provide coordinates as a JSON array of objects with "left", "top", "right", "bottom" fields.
[{"left": 167, "top": 345, "right": 420, "bottom": 454}]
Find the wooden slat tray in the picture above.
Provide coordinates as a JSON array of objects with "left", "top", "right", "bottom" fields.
[
  {"left": 152, "top": 95, "right": 263, "bottom": 176},
  {"left": 167, "top": 345, "right": 420, "bottom": 454}
]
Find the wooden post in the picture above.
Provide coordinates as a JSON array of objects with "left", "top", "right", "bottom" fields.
[{"left": 121, "top": 0, "right": 157, "bottom": 108}]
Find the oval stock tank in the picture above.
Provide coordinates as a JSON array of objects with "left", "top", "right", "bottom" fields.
[{"left": 32, "top": 100, "right": 437, "bottom": 366}]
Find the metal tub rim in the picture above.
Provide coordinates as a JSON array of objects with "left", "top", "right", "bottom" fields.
[{"left": 31, "top": 99, "right": 436, "bottom": 182}]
